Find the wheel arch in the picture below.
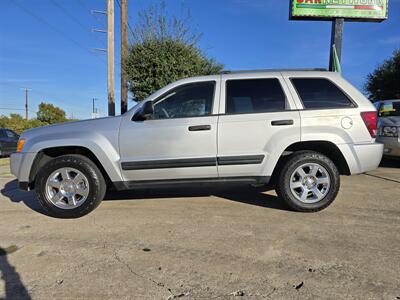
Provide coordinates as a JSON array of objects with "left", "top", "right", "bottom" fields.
[
  {"left": 269, "top": 140, "right": 351, "bottom": 184},
  {"left": 29, "top": 146, "right": 114, "bottom": 189}
]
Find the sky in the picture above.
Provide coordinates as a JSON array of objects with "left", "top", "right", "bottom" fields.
[{"left": 1, "top": 0, "right": 399, "bottom": 120}]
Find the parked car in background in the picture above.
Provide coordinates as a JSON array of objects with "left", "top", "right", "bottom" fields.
[
  {"left": 0, "top": 128, "right": 19, "bottom": 157},
  {"left": 10, "top": 70, "right": 383, "bottom": 218},
  {"left": 375, "top": 100, "right": 400, "bottom": 158}
]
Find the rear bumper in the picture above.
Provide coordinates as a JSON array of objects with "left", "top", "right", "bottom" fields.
[
  {"left": 338, "top": 142, "right": 383, "bottom": 174},
  {"left": 376, "top": 136, "right": 400, "bottom": 157}
]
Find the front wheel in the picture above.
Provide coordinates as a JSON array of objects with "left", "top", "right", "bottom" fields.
[
  {"left": 276, "top": 151, "right": 340, "bottom": 212},
  {"left": 35, "top": 154, "right": 106, "bottom": 218}
]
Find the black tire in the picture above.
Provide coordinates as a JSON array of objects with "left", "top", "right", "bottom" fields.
[
  {"left": 35, "top": 154, "right": 106, "bottom": 218},
  {"left": 276, "top": 151, "right": 340, "bottom": 212}
]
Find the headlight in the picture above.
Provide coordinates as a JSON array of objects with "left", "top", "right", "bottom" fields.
[
  {"left": 16, "top": 138, "right": 26, "bottom": 152},
  {"left": 379, "top": 126, "right": 399, "bottom": 137}
]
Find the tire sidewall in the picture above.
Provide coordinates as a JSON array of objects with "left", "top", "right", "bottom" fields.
[
  {"left": 36, "top": 155, "right": 105, "bottom": 218},
  {"left": 279, "top": 152, "right": 340, "bottom": 211}
]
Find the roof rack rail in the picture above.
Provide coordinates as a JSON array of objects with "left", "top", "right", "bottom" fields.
[{"left": 220, "top": 68, "right": 328, "bottom": 74}]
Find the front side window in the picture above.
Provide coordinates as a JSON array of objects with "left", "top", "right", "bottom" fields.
[
  {"left": 226, "top": 78, "right": 286, "bottom": 114},
  {"left": 291, "top": 78, "right": 355, "bottom": 109},
  {"left": 152, "top": 81, "right": 215, "bottom": 120}
]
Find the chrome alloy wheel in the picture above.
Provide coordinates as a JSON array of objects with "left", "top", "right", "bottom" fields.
[
  {"left": 45, "top": 167, "right": 90, "bottom": 209},
  {"left": 289, "top": 163, "right": 330, "bottom": 204}
]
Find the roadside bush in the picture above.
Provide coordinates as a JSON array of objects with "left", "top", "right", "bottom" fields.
[
  {"left": 0, "top": 114, "right": 48, "bottom": 134},
  {"left": 0, "top": 102, "right": 70, "bottom": 134}
]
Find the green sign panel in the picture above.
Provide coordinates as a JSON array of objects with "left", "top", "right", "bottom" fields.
[{"left": 290, "top": 0, "right": 389, "bottom": 21}]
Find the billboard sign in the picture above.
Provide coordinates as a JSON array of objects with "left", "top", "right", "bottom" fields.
[{"left": 290, "top": 0, "right": 389, "bottom": 22}]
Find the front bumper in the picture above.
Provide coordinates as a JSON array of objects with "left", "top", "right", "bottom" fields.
[
  {"left": 376, "top": 136, "right": 400, "bottom": 157},
  {"left": 18, "top": 181, "right": 29, "bottom": 190},
  {"left": 10, "top": 152, "right": 37, "bottom": 184}
]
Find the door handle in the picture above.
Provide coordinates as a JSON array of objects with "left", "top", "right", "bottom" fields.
[
  {"left": 188, "top": 125, "right": 211, "bottom": 131},
  {"left": 271, "top": 120, "right": 294, "bottom": 126}
]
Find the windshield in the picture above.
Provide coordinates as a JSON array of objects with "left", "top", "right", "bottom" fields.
[
  {"left": 378, "top": 101, "right": 400, "bottom": 117},
  {"left": 126, "top": 101, "right": 141, "bottom": 113}
]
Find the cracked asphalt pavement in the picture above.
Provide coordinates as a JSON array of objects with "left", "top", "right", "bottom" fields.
[{"left": 0, "top": 158, "right": 399, "bottom": 299}]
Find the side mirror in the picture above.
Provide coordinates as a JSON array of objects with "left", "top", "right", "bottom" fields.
[{"left": 132, "top": 101, "right": 154, "bottom": 121}]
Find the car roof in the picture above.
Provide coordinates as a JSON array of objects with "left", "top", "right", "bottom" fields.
[
  {"left": 179, "top": 69, "right": 337, "bottom": 82},
  {"left": 220, "top": 68, "right": 328, "bottom": 74}
]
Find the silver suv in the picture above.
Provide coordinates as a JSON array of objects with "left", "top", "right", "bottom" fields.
[{"left": 10, "top": 70, "right": 383, "bottom": 218}]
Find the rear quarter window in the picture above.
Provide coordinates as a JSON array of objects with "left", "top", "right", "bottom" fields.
[{"left": 291, "top": 78, "right": 355, "bottom": 109}]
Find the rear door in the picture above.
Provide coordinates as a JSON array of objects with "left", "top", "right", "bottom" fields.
[{"left": 217, "top": 73, "right": 301, "bottom": 178}]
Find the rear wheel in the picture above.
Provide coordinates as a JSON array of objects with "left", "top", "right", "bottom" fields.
[
  {"left": 35, "top": 154, "right": 106, "bottom": 218},
  {"left": 276, "top": 151, "right": 340, "bottom": 212}
]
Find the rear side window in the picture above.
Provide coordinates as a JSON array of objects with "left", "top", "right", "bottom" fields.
[
  {"left": 226, "top": 79, "right": 286, "bottom": 114},
  {"left": 378, "top": 101, "right": 400, "bottom": 117},
  {"left": 5, "top": 130, "right": 18, "bottom": 139},
  {"left": 291, "top": 78, "right": 355, "bottom": 109}
]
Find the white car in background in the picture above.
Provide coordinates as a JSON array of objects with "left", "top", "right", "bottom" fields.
[{"left": 375, "top": 100, "right": 400, "bottom": 158}]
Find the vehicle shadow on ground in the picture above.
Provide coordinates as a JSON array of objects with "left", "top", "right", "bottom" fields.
[
  {"left": 104, "top": 185, "right": 290, "bottom": 211},
  {"left": 0, "top": 179, "right": 290, "bottom": 215},
  {"left": 0, "top": 180, "right": 47, "bottom": 216},
  {"left": 0, "top": 246, "right": 31, "bottom": 300}
]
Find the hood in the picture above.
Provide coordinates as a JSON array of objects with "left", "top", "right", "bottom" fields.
[
  {"left": 379, "top": 116, "right": 400, "bottom": 127},
  {"left": 21, "top": 116, "right": 122, "bottom": 139}
]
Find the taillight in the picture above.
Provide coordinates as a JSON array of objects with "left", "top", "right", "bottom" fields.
[{"left": 360, "top": 111, "right": 377, "bottom": 138}]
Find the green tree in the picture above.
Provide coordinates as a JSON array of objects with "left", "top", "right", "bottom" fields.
[
  {"left": 365, "top": 49, "right": 400, "bottom": 101},
  {"left": 36, "top": 102, "right": 67, "bottom": 124},
  {"left": 0, "top": 114, "right": 47, "bottom": 134},
  {"left": 125, "top": 1, "right": 223, "bottom": 101}
]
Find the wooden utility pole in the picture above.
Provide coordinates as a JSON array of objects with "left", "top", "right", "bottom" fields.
[
  {"left": 20, "top": 88, "right": 30, "bottom": 120},
  {"left": 107, "top": 0, "right": 115, "bottom": 116},
  {"left": 329, "top": 18, "right": 344, "bottom": 71},
  {"left": 121, "top": 0, "right": 128, "bottom": 114},
  {"left": 25, "top": 88, "right": 29, "bottom": 120}
]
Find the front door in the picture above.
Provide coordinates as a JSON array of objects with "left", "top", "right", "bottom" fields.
[{"left": 119, "top": 80, "right": 220, "bottom": 182}]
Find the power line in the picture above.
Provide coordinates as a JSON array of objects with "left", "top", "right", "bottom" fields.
[
  {"left": 50, "top": 0, "right": 107, "bottom": 48},
  {"left": 0, "top": 107, "right": 37, "bottom": 114},
  {"left": 51, "top": 0, "right": 87, "bottom": 30},
  {"left": 76, "top": 0, "right": 105, "bottom": 25},
  {"left": 115, "top": 0, "right": 135, "bottom": 38},
  {"left": 0, "top": 82, "right": 93, "bottom": 114},
  {"left": 10, "top": 0, "right": 105, "bottom": 62}
]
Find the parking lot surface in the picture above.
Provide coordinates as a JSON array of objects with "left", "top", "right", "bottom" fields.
[{"left": 0, "top": 158, "right": 399, "bottom": 299}]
